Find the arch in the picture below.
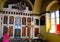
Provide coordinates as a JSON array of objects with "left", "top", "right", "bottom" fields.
[
  {"left": 27, "top": 0, "right": 33, "bottom": 9},
  {"left": 46, "top": 0, "right": 59, "bottom": 32},
  {"left": 46, "top": 1, "right": 59, "bottom": 11}
]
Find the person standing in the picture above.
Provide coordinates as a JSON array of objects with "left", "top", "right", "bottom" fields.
[{"left": 3, "top": 28, "right": 10, "bottom": 42}]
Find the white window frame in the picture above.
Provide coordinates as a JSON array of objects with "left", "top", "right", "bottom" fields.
[{"left": 50, "top": 10, "right": 59, "bottom": 33}]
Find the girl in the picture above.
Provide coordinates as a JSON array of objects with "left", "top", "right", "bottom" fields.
[{"left": 3, "top": 28, "right": 10, "bottom": 42}]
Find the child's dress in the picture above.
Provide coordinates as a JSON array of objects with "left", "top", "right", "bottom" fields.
[{"left": 3, "top": 33, "right": 10, "bottom": 42}]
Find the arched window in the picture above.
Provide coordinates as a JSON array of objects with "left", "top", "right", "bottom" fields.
[
  {"left": 9, "top": 16, "right": 14, "bottom": 24},
  {"left": 49, "top": 10, "right": 60, "bottom": 34},
  {"left": 4, "top": 16, "right": 8, "bottom": 24}
]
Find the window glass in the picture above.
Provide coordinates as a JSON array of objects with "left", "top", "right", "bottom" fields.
[
  {"left": 51, "top": 19, "right": 55, "bottom": 25},
  {"left": 49, "top": 10, "right": 60, "bottom": 34},
  {"left": 50, "top": 25, "right": 56, "bottom": 33},
  {"left": 56, "top": 10, "right": 59, "bottom": 17},
  {"left": 51, "top": 12, "right": 55, "bottom": 18},
  {"left": 56, "top": 18, "right": 59, "bottom": 24}
]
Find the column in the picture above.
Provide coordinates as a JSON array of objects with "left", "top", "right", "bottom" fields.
[{"left": 46, "top": 13, "right": 51, "bottom": 32}]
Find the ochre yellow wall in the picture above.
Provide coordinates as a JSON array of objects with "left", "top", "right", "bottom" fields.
[
  {"left": 40, "top": 25, "right": 60, "bottom": 42},
  {"left": 33, "top": 0, "right": 60, "bottom": 42},
  {"left": 0, "top": 0, "right": 6, "bottom": 11},
  {"left": 40, "top": 25, "right": 47, "bottom": 40},
  {"left": 42, "top": 1, "right": 60, "bottom": 42}
]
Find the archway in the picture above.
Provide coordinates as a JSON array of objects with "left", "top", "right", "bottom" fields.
[
  {"left": 46, "top": 1, "right": 59, "bottom": 11},
  {"left": 46, "top": 0, "right": 59, "bottom": 32}
]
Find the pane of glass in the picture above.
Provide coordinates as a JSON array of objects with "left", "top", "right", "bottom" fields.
[
  {"left": 50, "top": 25, "right": 56, "bottom": 33},
  {"left": 51, "top": 12, "right": 55, "bottom": 18},
  {"left": 56, "top": 18, "right": 59, "bottom": 24},
  {"left": 56, "top": 10, "right": 59, "bottom": 17},
  {"left": 51, "top": 19, "right": 55, "bottom": 25}
]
